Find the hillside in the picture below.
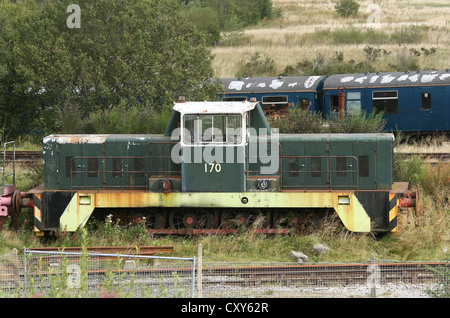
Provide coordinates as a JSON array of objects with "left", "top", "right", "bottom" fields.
[{"left": 212, "top": 0, "right": 450, "bottom": 77}]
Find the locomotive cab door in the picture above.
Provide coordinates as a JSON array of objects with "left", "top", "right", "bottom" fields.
[{"left": 174, "top": 101, "right": 257, "bottom": 193}]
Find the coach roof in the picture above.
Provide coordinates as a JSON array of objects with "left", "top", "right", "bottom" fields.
[
  {"left": 323, "top": 70, "right": 450, "bottom": 89},
  {"left": 220, "top": 76, "right": 326, "bottom": 93}
]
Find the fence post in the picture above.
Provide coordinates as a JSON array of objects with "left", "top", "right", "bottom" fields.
[
  {"left": 367, "top": 254, "right": 380, "bottom": 298},
  {"left": 197, "top": 243, "right": 203, "bottom": 298},
  {"left": 23, "top": 248, "right": 28, "bottom": 290}
]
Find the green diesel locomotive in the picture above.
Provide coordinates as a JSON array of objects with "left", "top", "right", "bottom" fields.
[{"left": 30, "top": 100, "right": 404, "bottom": 235}]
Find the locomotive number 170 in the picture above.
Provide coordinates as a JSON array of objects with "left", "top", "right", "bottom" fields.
[{"left": 204, "top": 163, "right": 222, "bottom": 173}]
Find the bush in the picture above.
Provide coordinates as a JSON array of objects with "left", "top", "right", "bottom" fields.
[
  {"left": 57, "top": 99, "right": 172, "bottom": 135},
  {"left": 391, "top": 25, "right": 428, "bottom": 45},
  {"left": 327, "top": 111, "right": 386, "bottom": 133},
  {"left": 394, "top": 154, "right": 426, "bottom": 188},
  {"left": 332, "top": 25, "right": 365, "bottom": 44},
  {"left": 280, "top": 50, "right": 375, "bottom": 77},
  {"left": 271, "top": 109, "right": 386, "bottom": 134},
  {"left": 335, "top": 0, "right": 360, "bottom": 18},
  {"left": 236, "top": 52, "right": 276, "bottom": 77},
  {"left": 269, "top": 108, "right": 326, "bottom": 134}
]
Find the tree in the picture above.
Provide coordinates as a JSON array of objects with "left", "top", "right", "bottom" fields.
[
  {"left": 0, "top": 0, "right": 218, "bottom": 140},
  {"left": 335, "top": 0, "right": 360, "bottom": 18}
]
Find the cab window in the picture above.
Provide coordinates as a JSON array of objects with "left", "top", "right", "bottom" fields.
[{"left": 183, "top": 114, "right": 242, "bottom": 145}]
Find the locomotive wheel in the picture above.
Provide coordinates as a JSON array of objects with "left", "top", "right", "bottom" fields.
[
  {"left": 220, "top": 211, "right": 250, "bottom": 229},
  {"left": 169, "top": 210, "right": 211, "bottom": 229},
  {"left": 272, "top": 211, "right": 299, "bottom": 228}
]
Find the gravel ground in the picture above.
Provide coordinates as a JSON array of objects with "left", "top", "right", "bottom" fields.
[{"left": 200, "top": 282, "right": 439, "bottom": 298}]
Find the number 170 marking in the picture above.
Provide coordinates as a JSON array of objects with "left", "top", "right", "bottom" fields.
[{"left": 204, "top": 163, "right": 222, "bottom": 173}]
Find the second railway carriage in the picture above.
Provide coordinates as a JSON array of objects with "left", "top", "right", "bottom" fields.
[
  {"left": 29, "top": 100, "right": 405, "bottom": 235},
  {"left": 322, "top": 70, "right": 450, "bottom": 133}
]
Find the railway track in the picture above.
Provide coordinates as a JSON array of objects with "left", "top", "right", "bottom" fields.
[
  {"left": 18, "top": 250, "right": 450, "bottom": 287},
  {"left": 198, "top": 261, "right": 450, "bottom": 286},
  {"left": 3, "top": 150, "right": 42, "bottom": 162},
  {"left": 394, "top": 151, "right": 450, "bottom": 164}
]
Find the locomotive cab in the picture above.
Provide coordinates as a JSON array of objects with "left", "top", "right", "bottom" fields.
[
  {"left": 170, "top": 100, "right": 279, "bottom": 193},
  {"left": 174, "top": 101, "right": 250, "bottom": 192}
]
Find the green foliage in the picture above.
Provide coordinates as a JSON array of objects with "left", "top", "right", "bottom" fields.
[
  {"left": 280, "top": 50, "right": 375, "bottom": 77},
  {"left": 332, "top": 25, "right": 364, "bottom": 44},
  {"left": 57, "top": 99, "right": 172, "bottom": 134},
  {"left": 236, "top": 52, "right": 276, "bottom": 77},
  {"left": 269, "top": 108, "right": 326, "bottom": 134},
  {"left": 0, "top": 0, "right": 217, "bottom": 140},
  {"left": 335, "top": 0, "right": 360, "bottom": 18},
  {"left": 327, "top": 111, "right": 386, "bottom": 133},
  {"left": 183, "top": 3, "right": 221, "bottom": 45},
  {"left": 391, "top": 24, "right": 429, "bottom": 45},
  {"left": 394, "top": 154, "right": 426, "bottom": 187},
  {"left": 270, "top": 109, "right": 386, "bottom": 134},
  {"left": 183, "top": 0, "right": 274, "bottom": 43}
]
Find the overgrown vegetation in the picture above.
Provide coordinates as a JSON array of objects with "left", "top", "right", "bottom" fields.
[
  {"left": 278, "top": 44, "right": 436, "bottom": 77},
  {"left": 335, "top": 0, "right": 360, "bottom": 18},
  {"left": 183, "top": 0, "right": 276, "bottom": 45},
  {"left": 57, "top": 100, "right": 173, "bottom": 135},
  {"left": 268, "top": 108, "right": 386, "bottom": 134},
  {"left": 0, "top": 0, "right": 218, "bottom": 142}
]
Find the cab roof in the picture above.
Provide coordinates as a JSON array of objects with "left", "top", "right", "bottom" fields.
[{"left": 173, "top": 101, "right": 258, "bottom": 115}]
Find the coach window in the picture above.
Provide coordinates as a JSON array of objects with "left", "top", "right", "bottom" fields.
[
  {"left": 346, "top": 91, "right": 361, "bottom": 114},
  {"left": 421, "top": 93, "right": 431, "bottom": 110},
  {"left": 262, "top": 96, "right": 288, "bottom": 106},
  {"left": 330, "top": 95, "right": 339, "bottom": 112},
  {"left": 372, "top": 91, "right": 398, "bottom": 114},
  {"left": 223, "top": 97, "right": 247, "bottom": 102}
]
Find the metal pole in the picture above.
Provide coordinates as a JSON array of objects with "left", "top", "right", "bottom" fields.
[
  {"left": 23, "top": 248, "right": 28, "bottom": 289},
  {"left": 197, "top": 243, "right": 203, "bottom": 298},
  {"left": 192, "top": 256, "right": 196, "bottom": 298}
]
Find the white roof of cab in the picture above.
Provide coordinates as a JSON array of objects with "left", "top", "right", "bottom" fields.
[{"left": 173, "top": 101, "right": 257, "bottom": 115}]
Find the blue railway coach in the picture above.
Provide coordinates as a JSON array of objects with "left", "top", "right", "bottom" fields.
[
  {"left": 218, "top": 70, "right": 450, "bottom": 134},
  {"left": 219, "top": 76, "right": 326, "bottom": 117},
  {"left": 322, "top": 70, "right": 450, "bottom": 133}
]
